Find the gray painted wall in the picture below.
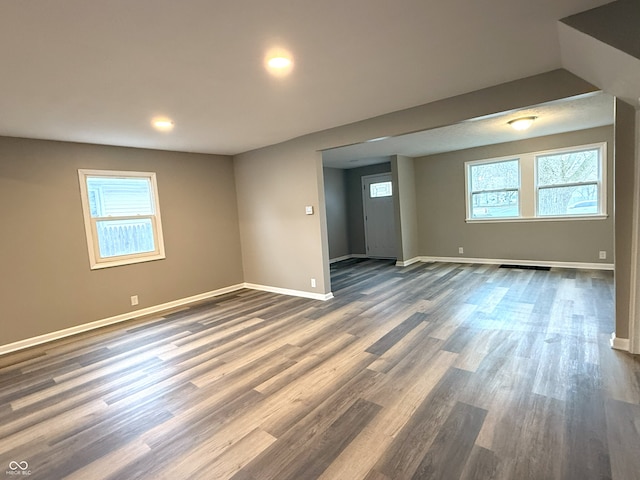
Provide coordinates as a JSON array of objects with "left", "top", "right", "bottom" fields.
[
  {"left": 614, "top": 99, "right": 636, "bottom": 339},
  {"left": 324, "top": 163, "right": 398, "bottom": 260},
  {"left": 3, "top": 69, "right": 637, "bottom": 350},
  {"left": 0, "top": 136, "right": 243, "bottom": 346},
  {"left": 562, "top": 0, "right": 640, "bottom": 61},
  {"left": 414, "top": 126, "right": 614, "bottom": 264},
  {"left": 234, "top": 145, "right": 330, "bottom": 293},
  {"left": 323, "top": 167, "right": 349, "bottom": 260},
  {"left": 4, "top": 69, "right": 633, "bottom": 350},
  {"left": 392, "top": 155, "right": 420, "bottom": 263},
  {"left": 234, "top": 70, "right": 597, "bottom": 298}
]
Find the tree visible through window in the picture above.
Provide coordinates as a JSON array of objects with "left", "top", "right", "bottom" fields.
[
  {"left": 468, "top": 159, "right": 520, "bottom": 218},
  {"left": 537, "top": 148, "right": 600, "bottom": 216},
  {"left": 465, "top": 142, "right": 606, "bottom": 221},
  {"left": 78, "top": 170, "right": 166, "bottom": 269}
]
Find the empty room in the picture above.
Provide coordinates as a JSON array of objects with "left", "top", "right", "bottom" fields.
[{"left": 1, "top": 1, "right": 639, "bottom": 479}]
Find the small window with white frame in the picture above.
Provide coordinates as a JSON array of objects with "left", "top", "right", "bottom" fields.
[
  {"left": 467, "top": 158, "right": 520, "bottom": 219},
  {"left": 78, "top": 169, "right": 166, "bottom": 269},
  {"left": 536, "top": 145, "right": 604, "bottom": 217}
]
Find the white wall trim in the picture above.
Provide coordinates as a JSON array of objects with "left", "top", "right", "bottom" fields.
[
  {"left": 610, "top": 333, "right": 631, "bottom": 352},
  {"left": 0, "top": 283, "right": 246, "bottom": 357},
  {"left": 0, "top": 281, "right": 335, "bottom": 357},
  {"left": 243, "top": 283, "right": 334, "bottom": 301},
  {"left": 465, "top": 214, "right": 608, "bottom": 224},
  {"left": 419, "top": 256, "right": 614, "bottom": 271},
  {"left": 0, "top": 252, "right": 611, "bottom": 357},
  {"left": 330, "top": 255, "right": 353, "bottom": 264},
  {"left": 330, "top": 254, "right": 612, "bottom": 271},
  {"left": 396, "top": 257, "right": 422, "bottom": 267},
  {"left": 329, "top": 253, "right": 368, "bottom": 263}
]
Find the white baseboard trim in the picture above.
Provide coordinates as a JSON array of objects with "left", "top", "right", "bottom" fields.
[
  {"left": 330, "top": 254, "right": 368, "bottom": 264},
  {"left": 419, "top": 256, "right": 614, "bottom": 271},
  {"left": 610, "top": 333, "right": 630, "bottom": 351},
  {"left": 1, "top": 251, "right": 608, "bottom": 358},
  {"left": 0, "top": 280, "right": 335, "bottom": 357},
  {"left": 244, "top": 283, "right": 334, "bottom": 301},
  {"left": 396, "top": 257, "right": 422, "bottom": 267},
  {"left": 330, "top": 255, "right": 352, "bottom": 264},
  {"left": 0, "top": 283, "right": 246, "bottom": 357}
]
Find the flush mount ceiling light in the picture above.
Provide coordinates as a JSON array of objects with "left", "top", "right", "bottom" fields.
[
  {"left": 264, "top": 48, "right": 294, "bottom": 77},
  {"left": 508, "top": 116, "right": 537, "bottom": 131},
  {"left": 152, "top": 118, "right": 174, "bottom": 132}
]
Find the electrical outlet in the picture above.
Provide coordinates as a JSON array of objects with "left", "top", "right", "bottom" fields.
[
  {"left": 458, "top": 247, "right": 464, "bottom": 254},
  {"left": 131, "top": 295, "right": 139, "bottom": 306},
  {"left": 311, "top": 278, "right": 316, "bottom": 288},
  {"left": 599, "top": 251, "right": 607, "bottom": 260}
]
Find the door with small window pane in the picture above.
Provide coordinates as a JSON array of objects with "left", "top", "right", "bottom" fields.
[{"left": 362, "top": 173, "right": 396, "bottom": 258}]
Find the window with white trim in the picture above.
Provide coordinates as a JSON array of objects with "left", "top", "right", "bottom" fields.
[
  {"left": 536, "top": 147, "right": 602, "bottom": 216},
  {"left": 467, "top": 159, "right": 520, "bottom": 219},
  {"left": 78, "top": 169, "right": 166, "bottom": 269},
  {"left": 465, "top": 142, "right": 606, "bottom": 222}
]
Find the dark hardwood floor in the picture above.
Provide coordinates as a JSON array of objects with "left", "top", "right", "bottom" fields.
[{"left": 1, "top": 259, "right": 639, "bottom": 479}]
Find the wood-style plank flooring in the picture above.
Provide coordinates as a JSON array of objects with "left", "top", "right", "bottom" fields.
[{"left": 1, "top": 259, "right": 639, "bottom": 479}]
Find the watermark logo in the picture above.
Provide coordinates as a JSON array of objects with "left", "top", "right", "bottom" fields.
[{"left": 6, "top": 461, "right": 31, "bottom": 476}]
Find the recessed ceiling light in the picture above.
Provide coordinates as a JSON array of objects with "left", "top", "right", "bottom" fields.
[
  {"left": 508, "top": 116, "right": 536, "bottom": 131},
  {"left": 267, "top": 57, "right": 292, "bottom": 69},
  {"left": 264, "top": 48, "right": 294, "bottom": 77},
  {"left": 152, "top": 118, "right": 174, "bottom": 131}
]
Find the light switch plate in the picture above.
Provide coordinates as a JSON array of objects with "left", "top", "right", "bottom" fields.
[{"left": 305, "top": 205, "right": 314, "bottom": 215}]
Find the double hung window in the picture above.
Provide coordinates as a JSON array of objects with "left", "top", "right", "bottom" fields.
[
  {"left": 536, "top": 147, "right": 602, "bottom": 216},
  {"left": 467, "top": 159, "right": 520, "bottom": 219},
  {"left": 78, "top": 169, "right": 166, "bottom": 269},
  {"left": 465, "top": 143, "right": 606, "bottom": 222}
]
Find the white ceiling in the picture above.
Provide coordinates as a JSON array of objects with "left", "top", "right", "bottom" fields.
[
  {"left": 0, "top": 0, "right": 612, "bottom": 156},
  {"left": 322, "top": 92, "right": 615, "bottom": 168}
]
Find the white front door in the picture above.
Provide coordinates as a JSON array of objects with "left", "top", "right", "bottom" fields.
[{"left": 362, "top": 173, "right": 396, "bottom": 258}]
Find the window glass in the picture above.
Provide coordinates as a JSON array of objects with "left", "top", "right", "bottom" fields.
[
  {"left": 79, "top": 170, "right": 165, "bottom": 269},
  {"left": 537, "top": 148, "right": 601, "bottom": 216},
  {"left": 96, "top": 218, "right": 156, "bottom": 258},
  {"left": 86, "top": 177, "right": 154, "bottom": 217},
  {"left": 465, "top": 143, "right": 605, "bottom": 222},
  {"left": 470, "top": 160, "right": 519, "bottom": 191},
  {"left": 469, "top": 160, "right": 519, "bottom": 218},
  {"left": 537, "top": 149, "right": 599, "bottom": 186},
  {"left": 538, "top": 186, "right": 599, "bottom": 216},
  {"left": 370, "top": 181, "right": 392, "bottom": 198}
]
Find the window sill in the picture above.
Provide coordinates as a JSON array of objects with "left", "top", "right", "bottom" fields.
[
  {"left": 466, "top": 214, "right": 608, "bottom": 224},
  {"left": 89, "top": 253, "right": 166, "bottom": 270}
]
